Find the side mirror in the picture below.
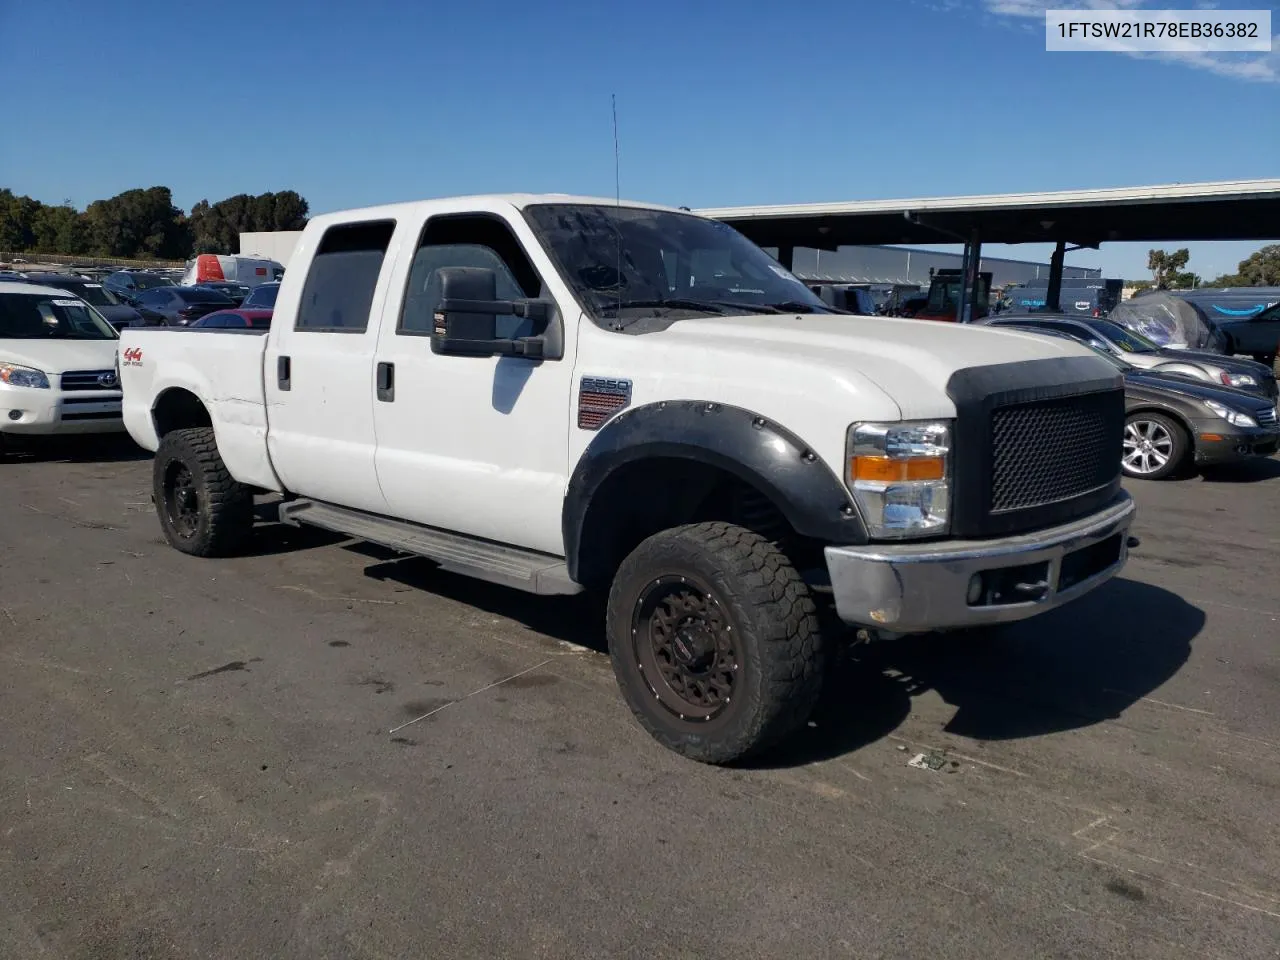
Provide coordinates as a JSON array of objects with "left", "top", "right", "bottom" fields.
[
  {"left": 430, "top": 266, "right": 553, "bottom": 359},
  {"left": 433, "top": 266, "right": 498, "bottom": 348}
]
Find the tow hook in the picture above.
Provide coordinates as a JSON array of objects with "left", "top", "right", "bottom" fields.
[{"left": 1126, "top": 536, "right": 1141, "bottom": 550}]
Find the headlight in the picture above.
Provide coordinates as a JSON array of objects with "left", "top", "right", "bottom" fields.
[
  {"left": 1204, "top": 399, "right": 1257, "bottom": 428},
  {"left": 1219, "top": 372, "right": 1258, "bottom": 389},
  {"left": 0, "top": 362, "right": 50, "bottom": 389},
  {"left": 847, "top": 421, "right": 951, "bottom": 539}
]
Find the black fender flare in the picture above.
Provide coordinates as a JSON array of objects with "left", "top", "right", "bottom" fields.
[{"left": 561, "top": 401, "right": 865, "bottom": 582}]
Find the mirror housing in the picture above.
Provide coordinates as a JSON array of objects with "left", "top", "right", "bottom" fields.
[{"left": 430, "top": 266, "right": 556, "bottom": 359}]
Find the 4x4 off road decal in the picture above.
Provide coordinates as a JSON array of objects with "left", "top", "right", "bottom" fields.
[{"left": 578, "top": 376, "right": 632, "bottom": 430}]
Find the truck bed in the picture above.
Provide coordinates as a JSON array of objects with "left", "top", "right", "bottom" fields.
[{"left": 118, "top": 326, "right": 278, "bottom": 491}]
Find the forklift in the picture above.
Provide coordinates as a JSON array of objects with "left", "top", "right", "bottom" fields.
[{"left": 913, "top": 268, "right": 993, "bottom": 323}]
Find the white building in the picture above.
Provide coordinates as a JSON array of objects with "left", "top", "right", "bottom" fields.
[{"left": 238, "top": 231, "right": 304, "bottom": 269}]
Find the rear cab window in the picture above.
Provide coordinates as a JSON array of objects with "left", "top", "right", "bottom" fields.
[{"left": 296, "top": 221, "right": 396, "bottom": 333}]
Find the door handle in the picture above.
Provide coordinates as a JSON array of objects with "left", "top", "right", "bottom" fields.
[
  {"left": 376, "top": 361, "right": 395, "bottom": 402},
  {"left": 277, "top": 355, "right": 291, "bottom": 391}
]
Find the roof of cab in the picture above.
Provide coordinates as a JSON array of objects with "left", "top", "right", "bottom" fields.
[
  {"left": 0, "top": 281, "right": 82, "bottom": 298},
  {"left": 304, "top": 193, "right": 688, "bottom": 228}
]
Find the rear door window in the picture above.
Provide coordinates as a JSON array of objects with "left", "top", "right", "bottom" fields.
[{"left": 296, "top": 221, "right": 396, "bottom": 333}]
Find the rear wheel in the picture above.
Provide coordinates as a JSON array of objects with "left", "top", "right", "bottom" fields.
[
  {"left": 153, "top": 427, "right": 253, "bottom": 556},
  {"left": 607, "top": 522, "right": 825, "bottom": 764},
  {"left": 1122, "top": 412, "right": 1187, "bottom": 481}
]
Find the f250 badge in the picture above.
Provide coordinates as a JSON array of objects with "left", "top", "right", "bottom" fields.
[
  {"left": 122, "top": 347, "right": 143, "bottom": 366},
  {"left": 578, "top": 376, "right": 632, "bottom": 431}
]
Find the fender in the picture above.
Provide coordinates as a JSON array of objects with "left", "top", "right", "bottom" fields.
[{"left": 562, "top": 401, "right": 865, "bottom": 581}]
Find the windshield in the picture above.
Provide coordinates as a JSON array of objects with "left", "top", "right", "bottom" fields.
[
  {"left": 244, "top": 283, "right": 279, "bottom": 308},
  {"left": 1089, "top": 318, "right": 1157, "bottom": 353},
  {"left": 47, "top": 281, "right": 119, "bottom": 308},
  {"left": 0, "top": 293, "right": 119, "bottom": 340},
  {"left": 1008, "top": 324, "right": 1133, "bottom": 371},
  {"left": 126, "top": 273, "right": 174, "bottom": 290},
  {"left": 177, "top": 288, "right": 232, "bottom": 304},
  {"left": 1080, "top": 339, "right": 1133, "bottom": 371},
  {"left": 523, "top": 204, "right": 832, "bottom": 327}
]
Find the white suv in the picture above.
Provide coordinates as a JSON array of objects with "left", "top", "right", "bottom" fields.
[{"left": 0, "top": 282, "right": 125, "bottom": 452}]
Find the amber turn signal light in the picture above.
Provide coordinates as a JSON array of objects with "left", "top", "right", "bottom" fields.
[{"left": 851, "top": 456, "right": 946, "bottom": 483}]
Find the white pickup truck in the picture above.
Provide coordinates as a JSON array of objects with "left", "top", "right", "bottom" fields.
[{"left": 119, "top": 194, "right": 1136, "bottom": 763}]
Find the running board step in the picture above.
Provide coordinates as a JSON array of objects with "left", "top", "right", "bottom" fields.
[{"left": 278, "top": 499, "right": 582, "bottom": 596}]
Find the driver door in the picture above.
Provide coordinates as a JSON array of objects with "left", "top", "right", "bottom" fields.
[{"left": 371, "top": 210, "right": 578, "bottom": 556}]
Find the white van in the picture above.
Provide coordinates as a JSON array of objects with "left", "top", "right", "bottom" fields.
[
  {"left": 182, "top": 254, "right": 284, "bottom": 289},
  {"left": 0, "top": 282, "right": 124, "bottom": 449}
]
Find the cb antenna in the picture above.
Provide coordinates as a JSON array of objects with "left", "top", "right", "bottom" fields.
[
  {"left": 611, "top": 93, "right": 621, "bottom": 208},
  {"left": 611, "top": 93, "right": 623, "bottom": 325}
]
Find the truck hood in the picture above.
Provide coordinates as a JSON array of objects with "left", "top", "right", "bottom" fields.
[
  {"left": 657, "top": 313, "right": 1103, "bottom": 419},
  {"left": 0, "top": 338, "right": 119, "bottom": 375}
]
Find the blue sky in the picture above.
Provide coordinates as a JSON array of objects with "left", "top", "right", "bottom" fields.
[{"left": 1, "top": 0, "right": 1276, "bottom": 280}]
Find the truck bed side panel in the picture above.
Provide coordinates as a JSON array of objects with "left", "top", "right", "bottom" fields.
[{"left": 119, "top": 329, "right": 281, "bottom": 492}]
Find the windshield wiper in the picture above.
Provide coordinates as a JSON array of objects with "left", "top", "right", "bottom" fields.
[
  {"left": 765, "top": 300, "right": 846, "bottom": 314},
  {"left": 599, "top": 298, "right": 737, "bottom": 316}
]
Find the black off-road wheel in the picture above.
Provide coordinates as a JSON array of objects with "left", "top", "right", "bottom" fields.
[
  {"left": 607, "top": 522, "right": 825, "bottom": 765},
  {"left": 152, "top": 427, "right": 253, "bottom": 557}
]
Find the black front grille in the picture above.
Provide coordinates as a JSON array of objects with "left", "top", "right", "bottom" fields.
[
  {"left": 990, "top": 392, "right": 1119, "bottom": 513},
  {"left": 1258, "top": 405, "right": 1277, "bottom": 427},
  {"left": 61, "top": 369, "right": 118, "bottom": 391},
  {"left": 947, "top": 356, "right": 1126, "bottom": 539}
]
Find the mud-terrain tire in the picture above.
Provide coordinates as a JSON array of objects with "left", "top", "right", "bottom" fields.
[
  {"left": 153, "top": 427, "right": 253, "bottom": 557},
  {"left": 607, "top": 522, "right": 825, "bottom": 764}
]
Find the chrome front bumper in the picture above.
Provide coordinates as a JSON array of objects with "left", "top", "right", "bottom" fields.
[{"left": 824, "top": 492, "right": 1135, "bottom": 634}]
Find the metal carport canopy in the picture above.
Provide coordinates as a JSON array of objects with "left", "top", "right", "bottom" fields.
[{"left": 696, "top": 178, "right": 1280, "bottom": 250}]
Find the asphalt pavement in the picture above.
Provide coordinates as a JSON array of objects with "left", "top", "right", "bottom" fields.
[{"left": 2, "top": 438, "right": 1279, "bottom": 959}]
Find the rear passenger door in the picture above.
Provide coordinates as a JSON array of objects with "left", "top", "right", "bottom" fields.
[{"left": 264, "top": 219, "right": 399, "bottom": 514}]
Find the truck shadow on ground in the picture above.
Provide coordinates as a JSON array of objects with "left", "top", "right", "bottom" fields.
[
  {"left": 353, "top": 547, "right": 608, "bottom": 649},
  {"left": 249, "top": 516, "right": 350, "bottom": 557},
  {"left": 348, "top": 547, "right": 1201, "bottom": 768},
  {"left": 0, "top": 435, "right": 150, "bottom": 464},
  {"left": 755, "top": 577, "right": 1202, "bottom": 768},
  {"left": 1196, "top": 457, "right": 1280, "bottom": 483}
]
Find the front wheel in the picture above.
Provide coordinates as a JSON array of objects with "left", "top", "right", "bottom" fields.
[
  {"left": 607, "top": 522, "right": 825, "bottom": 764},
  {"left": 152, "top": 427, "right": 253, "bottom": 557},
  {"left": 1122, "top": 412, "right": 1187, "bottom": 480}
]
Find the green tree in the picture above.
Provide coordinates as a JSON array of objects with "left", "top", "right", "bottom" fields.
[
  {"left": 1147, "top": 248, "right": 1191, "bottom": 289},
  {"left": 84, "top": 187, "right": 190, "bottom": 259},
  {"left": 32, "top": 203, "right": 87, "bottom": 255},
  {"left": 1234, "top": 244, "right": 1280, "bottom": 286},
  {"left": 0, "top": 189, "right": 44, "bottom": 251},
  {"left": 1203, "top": 245, "right": 1280, "bottom": 287},
  {"left": 3, "top": 185, "right": 308, "bottom": 259},
  {"left": 190, "top": 190, "right": 309, "bottom": 254}
]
